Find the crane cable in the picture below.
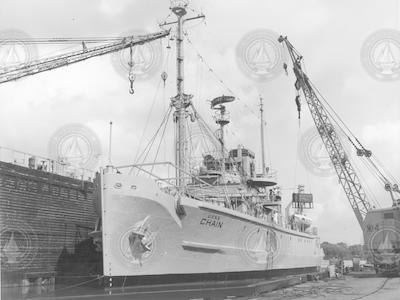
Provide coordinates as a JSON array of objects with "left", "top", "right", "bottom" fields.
[
  {"left": 309, "top": 81, "right": 393, "bottom": 194},
  {"left": 0, "top": 37, "right": 123, "bottom": 44},
  {"left": 373, "top": 155, "right": 400, "bottom": 186},
  {"left": 283, "top": 40, "right": 392, "bottom": 203},
  {"left": 302, "top": 73, "right": 397, "bottom": 191},
  {"left": 307, "top": 79, "right": 399, "bottom": 187},
  {"left": 293, "top": 122, "right": 301, "bottom": 189},
  {"left": 285, "top": 39, "right": 359, "bottom": 144},
  {"left": 128, "top": 45, "right": 135, "bottom": 94}
]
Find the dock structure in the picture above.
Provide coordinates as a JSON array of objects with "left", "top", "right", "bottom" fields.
[{"left": 0, "top": 157, "right": 98, "bottom": 289}]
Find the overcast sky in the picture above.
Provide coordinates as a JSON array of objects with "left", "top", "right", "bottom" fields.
[{"left": 0, "top": 0, "right": 399, "bottom": 245}]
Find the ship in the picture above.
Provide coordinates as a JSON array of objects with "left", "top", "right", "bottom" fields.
[
  {"left": 91, "top": 1, "right": 323, "bottom": 284},
  {"left": 0, "top": 1, "right": 324, "bottom": 291}
]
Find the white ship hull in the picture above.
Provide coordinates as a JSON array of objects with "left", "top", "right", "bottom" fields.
[{"left": 101, "top": 172, "right": 322, "bottom": 277}]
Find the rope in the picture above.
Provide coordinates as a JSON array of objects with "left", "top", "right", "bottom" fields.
[
  {"left": 52, "top": 275, "right": 104, "bottom": 293},
  {"left": 351, "top": 278, "right": 390, "bottom": 300}
]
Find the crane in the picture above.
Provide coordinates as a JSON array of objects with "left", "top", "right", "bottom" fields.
[
  {"left": 278, "top": 36, "right": 400, "bottom": 229},
  {"left": 0, "top": 30, "right": 169, "bottom": 90}
]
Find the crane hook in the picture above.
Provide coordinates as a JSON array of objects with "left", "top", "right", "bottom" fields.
[
  {"left": 128, "top": 45, "right": 135, "bottom": 94},
  {"left": 161, "top": 71, "right": 168, "bottom": 88},
  {"left": 129, "top": 75, "right": 135, "bottom": 94},
  {"left": 283, "top": 62, "right": 288, "bottom": 75}
]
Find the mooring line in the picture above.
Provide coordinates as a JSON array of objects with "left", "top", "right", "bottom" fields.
[{"left": 352, "top": 277, "right": 390, "bottom": 300}]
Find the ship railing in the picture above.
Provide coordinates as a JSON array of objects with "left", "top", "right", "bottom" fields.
[
  {"left": 0, "top": 146, "right": 96, "bottom": 181},
  {"left": 116, "top": 161, "right": 230, "bottom": 201},
  {"left": 256, "top": 168, "right": 278, "bottom": 180},
  {"left": 213, "top": 111, "right": 230, "bottom": 123}
]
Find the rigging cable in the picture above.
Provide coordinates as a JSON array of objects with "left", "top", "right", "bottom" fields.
[
  {"left": 38, "top": 43, "right": 80, "bottom": 59},
  {"left": 191, "top": 105, "right": 227, "bottom": 155},
  {"left": 150, "top": 107, "right": 173, "bottom": 174},
  {"left": 132, "top": 105, "right": 173, "bottom": 174},
  {"left": 184, "top": 32, "right": 268, "bottom": 127},
  {"left": 133, "top": 78, "right": 163, "bottom": 163},
  {"left": 184, "top": 32, "right": 271, "bottom": 177},
  {"left": 184, "top": 31, "right": 270, "bottom": 159},
  {"left": 161, "top": 38, "right": 172, "bottom": 155}
]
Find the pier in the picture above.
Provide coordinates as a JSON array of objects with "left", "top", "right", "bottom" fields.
[{"left": 2, "top": 270, "right": 400, "bottom": 299}]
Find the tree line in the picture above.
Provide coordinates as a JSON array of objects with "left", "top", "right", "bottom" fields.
[{"left": 321, "top": 242, "right": 366, "bottom": 260}]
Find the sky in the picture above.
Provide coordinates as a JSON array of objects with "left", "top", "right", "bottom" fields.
[{"left": 0, "top": 0, "right": 399, "bottom": 245}]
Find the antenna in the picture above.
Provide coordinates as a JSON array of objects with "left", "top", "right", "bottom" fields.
[
  {"left": 259, "top": 95, "right": 267, "bottom": 176},
  {"left": 108, "top": 121, "right": 113, "bottom": 165}
]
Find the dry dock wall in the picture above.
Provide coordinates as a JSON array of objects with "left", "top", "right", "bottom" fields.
[{"left": 0, "top": 161, "right": 97, "bottom": 285}]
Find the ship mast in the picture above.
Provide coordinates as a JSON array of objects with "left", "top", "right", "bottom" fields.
[
  {"left": 168, "top": 1, "right": 204, "bottom": 188},
  {"left": 211, "top": 96, "right": 234, "bottom": 174},
  {"left": 259, "top": 95, "right": 267, "bottom": 176}
]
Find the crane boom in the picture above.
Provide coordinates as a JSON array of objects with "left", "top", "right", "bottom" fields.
[
  {"left": 279, "top": 36, "right": 372, "bottom": 227},
  {"left": 0, "top": 30, "right": 169, "bottom": 84}
]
